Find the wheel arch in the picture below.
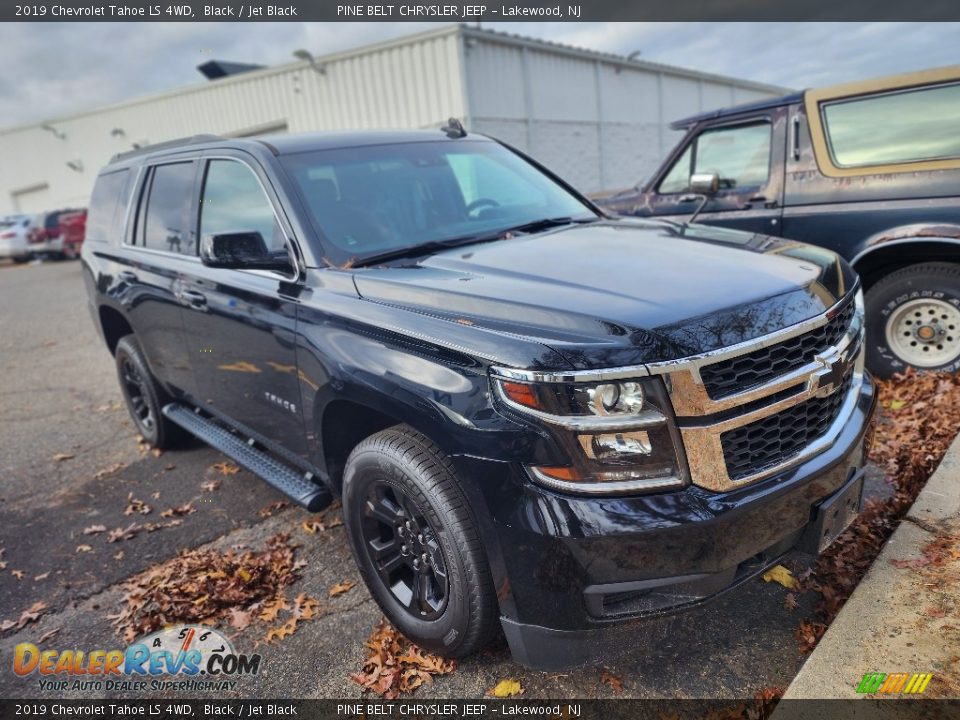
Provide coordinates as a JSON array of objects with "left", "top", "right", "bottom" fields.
[
  {"left": 852, "top": 233, "right": 960, "bottom": 291},
  {"left": 98, "top": 304, "right": 134, "bottom": 355}
]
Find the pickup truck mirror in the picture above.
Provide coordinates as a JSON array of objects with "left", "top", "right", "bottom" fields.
[
  {"left": 689, "top": 173, "right": 720, "bottom": 195},
  {"left": 199, "top": 232, "right": 292, "bottom": 271}
]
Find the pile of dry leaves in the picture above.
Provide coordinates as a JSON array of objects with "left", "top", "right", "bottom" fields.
[
  {"left": 799, "top": 370, "right": 960, "bottom": 636},
  {"left": 351, "top": 619, "right": 456, "bottom": 699},
  {"left": 111, "top": 533, "right": 304, "bottom": 643}
]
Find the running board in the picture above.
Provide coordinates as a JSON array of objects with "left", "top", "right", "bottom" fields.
[{"left": 162, "top": 403, "right": 331, "bottom": 512}]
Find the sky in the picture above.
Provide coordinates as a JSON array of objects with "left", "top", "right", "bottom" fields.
[{"left": 1, "top": 22, "right": 958, "bottom": 129}]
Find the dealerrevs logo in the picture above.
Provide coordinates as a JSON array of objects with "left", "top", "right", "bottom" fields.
[{"left": 13, "top": 625, "right": 261, "bottom": 692}]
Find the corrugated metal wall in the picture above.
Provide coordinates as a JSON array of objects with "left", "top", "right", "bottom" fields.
[
  {"left": 463, "top": 30, "right": 784, "bottom": 193},
  {"left": 0, "top": 28, "right": 464, "bottom": 214}
]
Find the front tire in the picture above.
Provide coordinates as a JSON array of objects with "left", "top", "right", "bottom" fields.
[
  {"left": 115, "top": 335, "right": 182, "bottom": 449},
  {"left": 342, "top": 426, "right": 498, "bottom": 658},
  {"left": 865, "top": 263, "right": 960, "bottom": 378}
]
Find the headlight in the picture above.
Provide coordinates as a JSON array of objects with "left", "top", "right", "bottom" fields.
[{"left": 492, "top": 374, "right": 688, "bottom": 495}]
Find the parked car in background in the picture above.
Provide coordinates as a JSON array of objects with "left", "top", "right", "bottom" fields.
[
  {"left": 0, "top": 214, "right": 32, "bottom": 263},
  {"left": 27, "top": 209, "right": 68, "bottom": 258},
  {"left": 82, "top": 129, "right": 873, "bottom": 669},
  {"left": 599, "top": 66, "right": 960, "bottom": 378},
  {"left": 59, "top": 209, "right": 87, "bottom": 260}
]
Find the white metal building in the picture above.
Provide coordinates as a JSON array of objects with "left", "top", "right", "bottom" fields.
[{"left": 0, "top": 25, "right": 788, "bottom": 215}]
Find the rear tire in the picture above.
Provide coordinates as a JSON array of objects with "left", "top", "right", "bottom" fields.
[
  {"left": 115, "top": 334, "right": 183, "bottom": 449},
  {"left": 342, "top": 425, "right": 498, "bottom": 658},
  {"left": 865, "top": 263, "right": 960, "bottom": 378}
]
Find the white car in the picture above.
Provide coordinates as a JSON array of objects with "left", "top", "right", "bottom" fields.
[{"left": 0, "top": 215, "right": 32, "bottom": 263}]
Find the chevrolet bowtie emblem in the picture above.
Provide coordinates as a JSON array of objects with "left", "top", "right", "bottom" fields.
[{"left": 813, "top": 348, "right": 852, "bottom": 397}]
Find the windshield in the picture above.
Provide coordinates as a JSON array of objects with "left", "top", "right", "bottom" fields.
[{"left": 279, "top": 139, "right": 596, "bottom": 266}]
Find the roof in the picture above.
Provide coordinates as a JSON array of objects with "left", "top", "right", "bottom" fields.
[
  {"left": 670, "top": 91, "right": 805, "bottom": 130},
  {"left": 107, "top": 128, "right": 491, "bottom": 165}
]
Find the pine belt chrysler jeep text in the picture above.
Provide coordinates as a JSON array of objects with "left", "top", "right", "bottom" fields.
[{"left": 81, "top": 126, "right": 875, "bottom": 669}]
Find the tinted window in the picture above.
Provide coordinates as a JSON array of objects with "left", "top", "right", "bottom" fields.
[
  {"left": 658, "top": 123, "right": 770, "bottom": 194},
  {"left": 199, "top": 160, "right": 284, "bottom": 252},
  {"left": 823, "top": 82, "right": 960, "bottom": 167},
  {"left": 86, "top": 170, "right": 129, "bottom": 243},
  {"left": 280, "top": 140, "right": 593, "bottom": 266},
  {"left": 142, "top": 162, "right": 195, "bottom": 254}
]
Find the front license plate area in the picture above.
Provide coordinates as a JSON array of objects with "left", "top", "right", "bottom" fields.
[{"left": 809, "top": 468, "right": 865, "bottom": 554}]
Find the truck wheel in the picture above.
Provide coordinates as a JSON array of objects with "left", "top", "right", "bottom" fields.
[
  {"left": 342, "top": 425, "right": 498, "bottom": 658},
  {"left": 114, "top": 335, "right": 182, "bottom": 449},
  {"left": 865, "top": 262, "right": 960, "bottom": 378}
]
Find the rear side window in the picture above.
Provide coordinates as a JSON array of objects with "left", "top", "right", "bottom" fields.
[
  {"left": 822, "top": 82, "right": 960, "bottom": 167},
  {"left": 86, "top": 170, "right": 130, "bottom": 243},
  {"left": 139, "top": 162, "right": 196, "bottom": 254}
]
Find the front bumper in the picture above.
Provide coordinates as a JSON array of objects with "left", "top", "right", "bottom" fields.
[{"left": 453, "top": 373, "right": 875, "bottom": 669}]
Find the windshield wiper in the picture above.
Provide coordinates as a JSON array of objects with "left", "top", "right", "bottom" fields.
[{"left": 351, "top": 215, "right": 600, "bottom": 268}]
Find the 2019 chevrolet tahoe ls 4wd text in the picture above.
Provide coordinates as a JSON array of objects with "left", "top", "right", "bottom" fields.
[{"left": 82, "top": 126, "right": 875, "bottom": 669}]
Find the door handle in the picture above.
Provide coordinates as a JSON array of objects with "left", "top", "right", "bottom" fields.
[
  {"left": 179, "top": 289, "right": 207, "bottom": 308},
  {"left": 118, "top": 270, "right": 138, "bottom": 283},
  {"left": 748, "top": 195, "right": 779, "bottom": 209}
]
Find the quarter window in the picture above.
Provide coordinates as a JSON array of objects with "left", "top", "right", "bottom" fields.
[
  {"left": 658, "top": 123, "right": 771, "bottom": 193},
  {"left": 141, "top": 162, "right": 196, "bottom": 254},
  {"left": 822, "top": 82, "right": 960, "bottom": 167},
  {"left": 199, "top": 160, "right": 284, "bottom": 253},
  {"left": 86, "top": 169, "right": 130, "bottom": 243}
]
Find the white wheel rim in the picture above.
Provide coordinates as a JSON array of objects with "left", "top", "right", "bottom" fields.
[{"left": 885, "top": 298, "right": 960, "bottom": 368}]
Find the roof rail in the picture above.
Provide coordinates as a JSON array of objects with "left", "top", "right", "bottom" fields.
[{"left": 110, "top": 134, "right": 224, "bottom": 163}]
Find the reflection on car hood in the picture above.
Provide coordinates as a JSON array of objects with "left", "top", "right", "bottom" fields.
[{"left": 352, "top": 219, "right": 857, "bottom": 370}]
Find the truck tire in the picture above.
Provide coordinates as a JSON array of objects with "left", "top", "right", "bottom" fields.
[
  {"left": 865, "top": 262, "right": 960, "bottom": 378},
  {"left": 342, "top": 425, "right": 498, "bottom": 658},
  {"left": 114, "top": 334, "right": 183, "bottom": 449}
]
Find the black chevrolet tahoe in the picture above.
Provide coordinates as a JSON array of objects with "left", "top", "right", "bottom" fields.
[
  {"left": 599, "top": 66, "right": 960, "bottom": 379},
  {"left": 81, "top": 127, "right": 875, "bottom": 669}
]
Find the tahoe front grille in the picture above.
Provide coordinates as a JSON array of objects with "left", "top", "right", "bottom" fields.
[
  {"left": 719, "top": 371, "right": 853, "bottom": 482},
  {"left": 700, "top": 299, "right": 855, "bottom": 400}
]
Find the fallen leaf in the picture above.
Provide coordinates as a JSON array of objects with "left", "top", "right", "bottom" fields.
[
  {"left": 329, "top": 580, "right": 356, "bottom": 597},
  {"left": 123, "top": 493, "right": 151, "bottom": 516},
  {"left": 264, "top": 617, "right": 298, "bottom": 642},
  {"left": 94, "top": 463, "right": 126, "bottom": 480},
  {"left": 351, "top": 618, "right": 456, "bottom": 698},
  {"left": 783, "top": 593, "right": 799, "bottom": 611},
  {"left": 39, "top": 628, "right": 60, "bottom": 642},
  {"left": 258, "top": 596, "right": 289, "bottom": 623},
  {"left": 488, "top": 678, "right": 523, "bottom": 698},
  {"left": 107, "top": 523, "right": 141, "bottom": 543},
  {"left": 259, "top": 501, "right": 290, "bottom": 518},
  {"left": 33, "top": 572, "right": 50, "bottom": 581},
  {"left": 201, "top": 479, "right": 221, "bottom": 492},
  {"left": 228, "top": 608, "right": 253, "bottom": 631},
  {"left": 11, "top": 570, "right": 24, "bottom": 580},
  {"left": 762, "top": 564, "right": 798, "bottom": 590},
  {"left": 83, "top": 525, "right": 107, "bottom": 535},
  {"left": 160, "top": 503, "right": 195, "bottom": 518},
  {"left": 76, "top": 544, "right": 93, "bottom": 554},
  {"left": 113, "top": 551, "right": 125, "bottom": 561},
  {"left": 302, "top": 520, "right": 324, "bottom": 534},
  {"left": 211, "top": 461, "right": 240, "bottom": 476},
  {"left": 888, "top": 399, "right": 906, "bottom": 410},
  {"left": 53, "top": 453, "right": 75, "bottom": 462},
  {"left": 1, "top": 601, "right": 48, "bottom": 633},
  {"left": 293, "top": 593, "right": 321, "bottom": 621},
  {"left": 600, "top": 669, "right": 624, "bottom": 693}
]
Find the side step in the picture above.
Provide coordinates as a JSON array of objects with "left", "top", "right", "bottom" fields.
[{"left": 162, "top": 403, "right": 331, "bottom": 512}]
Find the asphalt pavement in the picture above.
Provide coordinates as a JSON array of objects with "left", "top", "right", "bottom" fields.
[{"left": 0, "top": 259, "right": 889, "bottom": 700}]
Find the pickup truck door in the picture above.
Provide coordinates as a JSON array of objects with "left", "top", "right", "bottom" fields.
[
  {"left": 177, "top": 153, "right": 308, "bottom": 456},
  {"left": 642, "top": 109, "right": 787, "bottom": 236}
]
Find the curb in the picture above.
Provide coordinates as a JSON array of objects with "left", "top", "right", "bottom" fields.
[{"left": 773, "top": 433, "right": 960, "bottom": 709}]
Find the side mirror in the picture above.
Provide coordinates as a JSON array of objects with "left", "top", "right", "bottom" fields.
[
  {"left": 689, "top": 172, "right": 720, "bottom": 195},
  {"left": 199, "top": 232, "right": 291, "bottom": 271}
]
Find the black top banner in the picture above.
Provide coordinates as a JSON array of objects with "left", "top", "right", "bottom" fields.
[{"left": 4, "top": 0, "right": 960, "bottom": 22}]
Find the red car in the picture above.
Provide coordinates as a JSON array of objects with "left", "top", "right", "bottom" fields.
[{"left": 58, "top": 209, "right": 87, "bottom": 259}]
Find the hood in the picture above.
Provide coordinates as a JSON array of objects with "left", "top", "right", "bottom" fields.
[{"left": 352, "top": 219, "right": 857, "bottom": 370}]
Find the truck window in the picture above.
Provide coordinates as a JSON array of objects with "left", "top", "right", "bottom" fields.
[
  {"left": 199, "top": 160, "right": 284, "bottom": 252},
  {"left": 658, "top": 123, "right": 771, "bottom": 194},
  {"left": 142, "top": 162, "right": 195, "bottom": 254},
  {"left": 86, "top": 169, "right": 129, "bottom": 243},
  {"left": 822, "top": 82, "right": 960, "bottom": 167}
]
